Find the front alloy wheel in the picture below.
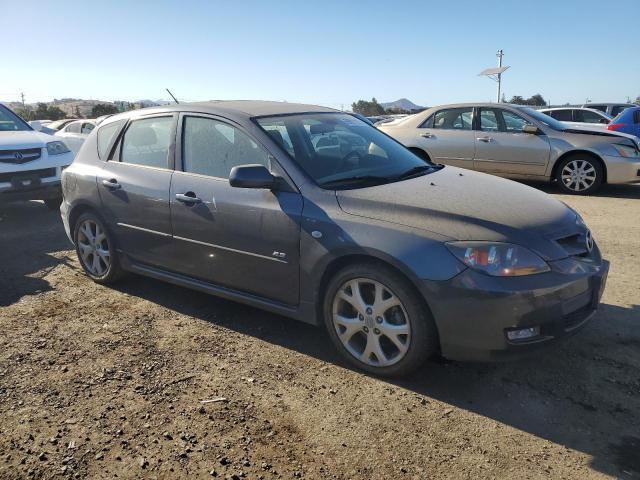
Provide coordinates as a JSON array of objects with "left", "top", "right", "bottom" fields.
[
  {"left": 332, "top": 278, "right": 410, "bottom": 367},
  {"left": 556, "top": 156, "right": 603, "bottom": 194},
  {"left": 323, "top": 263, "right": 438, "bottom": 377}
]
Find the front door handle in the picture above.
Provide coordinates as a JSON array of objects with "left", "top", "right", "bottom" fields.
[
  {"left": 102, "top": 178, "right": 121, "bottom": 190},
  {"left": 477, "top": 137, "right": 493, "bottom": 142},
  {"left": 420, "top": 132, "right": 434, "bottom": 138},
  {"left": 175, "top": 192, "right": 202, "bottom": 204}
]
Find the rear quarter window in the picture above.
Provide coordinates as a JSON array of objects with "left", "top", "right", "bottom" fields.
[{"left": 97, "top": 120, "right": 126, "bottom": 159}]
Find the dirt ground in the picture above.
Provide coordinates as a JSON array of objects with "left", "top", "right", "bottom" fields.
[{"left": 0, "top": 183, "right": 639, "bottom": 480}]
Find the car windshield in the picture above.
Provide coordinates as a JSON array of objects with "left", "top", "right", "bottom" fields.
[
  {"left": 520, "top": 107, "right": 567, "bottom": 131},
  {"left": 0, "top": 105, "right": 31, "bottom": 132},
  {"left": 256, "top": 113, "right": 437, "bottom": 189}
]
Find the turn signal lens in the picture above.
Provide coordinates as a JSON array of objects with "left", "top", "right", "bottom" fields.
[{"left": 446, "top": 242, "right": 550, "bottom": 277}]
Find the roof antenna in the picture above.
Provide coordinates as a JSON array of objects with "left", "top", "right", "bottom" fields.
[{"left": 166, "top": 88, "right": 179, "bottom": 104}]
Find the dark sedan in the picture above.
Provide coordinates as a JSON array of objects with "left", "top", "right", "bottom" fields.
[{"left": 60, "top": 101, "right": 608, "bottom": 376}]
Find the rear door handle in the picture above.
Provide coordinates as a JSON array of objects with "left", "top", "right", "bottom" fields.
[
  {"left": 175, "top": 192, "right": 202, "bottom": 204},
  {"left": 102, "top": 178, "right": 121, "bottom": 190},
  {"left": 477, "top": 137, "right": 493, "bottom": 142}
]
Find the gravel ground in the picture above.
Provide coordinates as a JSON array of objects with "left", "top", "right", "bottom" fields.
[{"left": 0, "top": 183, "right": 639, "bottom": 480}]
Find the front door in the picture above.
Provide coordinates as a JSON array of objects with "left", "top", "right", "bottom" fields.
[
  {"left": 96, "top": 114, "right": 177, "bottom": 267},
  {"left": 168, "top": 114, "right": 302, "bottom": 306},
  {"left": 415, "top": 106, "right": 475, "bottom": 169},
  {"left": 473, "top": 108, "right": 550, "bottom": 176}
]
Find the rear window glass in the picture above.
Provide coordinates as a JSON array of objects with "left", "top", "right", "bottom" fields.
[{"left": 97, "top": 120, "right": 125, "bottom": 159}]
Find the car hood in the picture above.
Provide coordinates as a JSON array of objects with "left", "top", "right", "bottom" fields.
[
  {"left": 336, "top": 166, "right": 578, "bottom": 261},
  {"left": 0, "top": 130, "right": 53, "bottom": 149},
  {"left": 561, "top": 127, "right": 640, "bottom": 147}
]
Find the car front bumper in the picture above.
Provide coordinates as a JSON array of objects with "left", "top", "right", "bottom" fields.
[
  {"left": 0, "top": 180, "right": 62, "bottom": 203},
  {"left": 421, "top": 254, "right": 609, "bottom": 361},
  {"left": 603, "top": 154, "right": 640, "bottom": 184}
]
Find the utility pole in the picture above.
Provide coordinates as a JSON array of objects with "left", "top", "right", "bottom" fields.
[
  {"left": 496, "top": 49, "right": 504, "bottom": 103},
  {"left": 21, "top": 92, "right": 25, "bottom": 108}
]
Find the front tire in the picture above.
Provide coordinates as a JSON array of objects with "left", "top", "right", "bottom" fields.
[
  {"left": 555, "top": 154, "right": 603, "bottom": 195},
  {"left": 73, "top": 212, "right": 123, "bottom": 284},
  {"left": 323, "top": 263, "right": 438, "bottom": 377}
]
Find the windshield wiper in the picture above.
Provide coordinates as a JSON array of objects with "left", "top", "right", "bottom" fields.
[
  {"left": 320, "top": 175, "right": 391, "bottom": 189},
  {"left": 395, "top": 165, "right": 434, "bottom": 181}
]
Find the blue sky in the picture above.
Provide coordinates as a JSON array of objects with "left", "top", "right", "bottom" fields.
[{"left": 1, "top": 0, "right": 638, "bottom": 108}]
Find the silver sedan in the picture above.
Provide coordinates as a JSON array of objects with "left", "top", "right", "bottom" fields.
[{"left": 378, "top": 103, "right": 640, "bottom": 194}]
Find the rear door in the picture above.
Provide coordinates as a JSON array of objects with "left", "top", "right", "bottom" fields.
[
  {"left": 96, "top": 114, "right": 177, "bottom": 267},
  {"left": 414, "top": 107, "right": 475, "bottom": 169},
  {"left": 473, "top": 108, "right": 550, "bottom": 176},
  {"left": 168, "top": 113, "right": 302, "bottom": 305}
]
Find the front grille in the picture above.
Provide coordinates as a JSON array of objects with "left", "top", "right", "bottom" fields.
[
  {"left": 555, "top": 233, "right": 590, "bottom": 257},
  {"left": 0, "top": 148, "right": 42, "bottom": 164},
  {"left": 0, "top": 168, "right": 56, "bottom": 183}
]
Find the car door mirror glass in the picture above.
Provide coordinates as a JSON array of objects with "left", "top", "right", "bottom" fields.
[{"left": 229, "top": 164, "right": 276, "bottom": 189}]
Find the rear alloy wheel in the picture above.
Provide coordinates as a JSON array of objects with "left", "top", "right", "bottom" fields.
[
  {"left": 73, "top": 212, "right": 123, "bottom": 284},
  {"left": 324, "top": 264, "right": 438, "bottom": 377},
  {"left": 556, "top": 155, "right": 603, "bottom": 194}
]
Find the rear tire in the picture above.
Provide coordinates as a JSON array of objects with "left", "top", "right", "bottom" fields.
[
  {"left": 73, "top": 212, "right": 124, "bottom": 284},
  {"left": 555, "top": 154, "right": 603, "bottom": 195},
  {"left": 323, "top": 262, "right": 438, "bottom": 377}
]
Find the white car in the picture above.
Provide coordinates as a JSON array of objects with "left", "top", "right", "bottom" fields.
[
  {"left": 0, "top": 104, "right": 74, "bottom": 210},
  {"left": 539, "top": 107, "right": 611, "bottom": 130},
  {"left": 54, "top": 119, "right": 96, "bottom": 154}
]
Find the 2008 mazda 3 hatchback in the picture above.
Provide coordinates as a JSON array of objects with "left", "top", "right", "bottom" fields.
[{"left": 60, "top": 101, "right": 609, "bottom": 377}]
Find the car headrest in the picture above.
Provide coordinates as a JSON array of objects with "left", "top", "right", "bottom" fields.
[{"left": 129, "top": 126, "right": 158, "bottom": 147}]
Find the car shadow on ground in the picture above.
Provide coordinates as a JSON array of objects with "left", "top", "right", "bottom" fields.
[
  {"left": 0, "top": 201, "right": 72, "bottom": 306},
  {"left": 116, "top": 274, "right": 640, "bottom": 478},
  {"left": 521, "top": 181, "right": 640, "bottom": 199}
]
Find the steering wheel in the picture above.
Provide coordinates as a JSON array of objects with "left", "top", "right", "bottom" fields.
[{"left": 333, "top": 150, "right": 362, "bottom": 175}]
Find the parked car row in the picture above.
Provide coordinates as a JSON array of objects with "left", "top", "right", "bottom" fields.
[
  {"left": 58, "top": 100, "right": 610, "bottom": 376},
  {"left": 378, "top": 103, "right": 640, "bottom": 194}
]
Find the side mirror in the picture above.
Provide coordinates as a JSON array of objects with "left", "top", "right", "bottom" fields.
[
  {"left": 229, "top": 164, "right": 276, "bottom": 189},
  {"left": 29, "top": 120, "right": 43, "bottom": 131},
  {"left": 522, "top": 125, "right": 541, "bottom": 135}
]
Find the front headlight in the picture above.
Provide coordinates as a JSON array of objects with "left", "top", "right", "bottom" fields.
[
  {"left": 47, "top": 141, "right": 70, "bottom": 156},
  {"left": 446, "top": 242, "right": 550, "bottom": 277},
  {"left": 610, "top": 143, "right": 640, "bottom": 158}
]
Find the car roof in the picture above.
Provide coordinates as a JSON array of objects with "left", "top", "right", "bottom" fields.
[
  {"left": 98, "top": 100, "right": 340, "bottom": 128},
  {"left": 540, "top": 107, "right": 607, "bottom": 114}
]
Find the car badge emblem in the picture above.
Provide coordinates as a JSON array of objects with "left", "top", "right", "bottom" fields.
[
  {"left": 14, "top": 152, "right": 24, "bottom": 160},
  {"left": 585, "top": 230, "right": 594, "bottom": 253}
]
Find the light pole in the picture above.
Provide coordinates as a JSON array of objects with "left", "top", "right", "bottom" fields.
[
  {"left": 496, "top": 49, "right": 504, "bottom": 103},
  {"left": 479, "top": 50, "right": 509, "bottom": 103}
]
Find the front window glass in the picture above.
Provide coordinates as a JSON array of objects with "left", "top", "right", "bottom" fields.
[
  {"left": 182, "top": 116, "right": 270, "bottom": 178},
  {"left": 0, "top": 105, "right": 31, "bottom": 131},
  {"left": 576, "top": 110, "right": 606, "bottom": 124},
  {"left": 256, "top": 113, "right": 438, "bottom": 189},
  {"left": 500, "top": 110, "right": 531, "bottom": 132},
  {"left": 120, "top": 116, "right": 173, "bottom": 168},
  {"left": 480, "top": 109, "right": 499, "bottom": 132},
  {"left": 66, "top": 122, "right": 81, "bottom": 133},
  {"left": 519, "top": 107, "right": 566, "bottom": 131},
  {"left": 432, "top": 108, "right": 472, "bottom": 130},
  {"left": 81, "top": 122, "right": 95, "bottom": 134},
  {"left": 611, "top": 105, "right": 630, "bottom": 116}
]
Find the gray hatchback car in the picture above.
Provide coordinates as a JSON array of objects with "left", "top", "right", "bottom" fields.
[{"left": 60, "top": 101, "right": 609, "bottom": 376}]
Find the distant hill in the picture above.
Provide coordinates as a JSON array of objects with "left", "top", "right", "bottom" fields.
[{"left": 380, "top": 98, "right": 424, "bottom": 111}]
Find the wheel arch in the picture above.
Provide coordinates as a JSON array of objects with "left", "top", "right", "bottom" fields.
[
  {"left": 68, "top": 201, "right": 104, "bottom": 240},
  {"left": 550, "top": 150, "right": 608, "bottom": 184}
]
